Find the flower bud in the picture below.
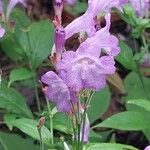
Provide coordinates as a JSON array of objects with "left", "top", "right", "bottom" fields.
[
  {"left": 54, "top": 26, "right": 65, "bottom": 62},
  {"left": 37, "top": 117, "right": 45, "bottom": 129}
]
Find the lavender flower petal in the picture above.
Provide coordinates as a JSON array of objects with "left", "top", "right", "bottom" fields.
[
  {"left": 65, "top": 12, "right": 95, "bottom": 39},
  {"left": 41, "top": 71, "right": 72, "bottom": 112}
]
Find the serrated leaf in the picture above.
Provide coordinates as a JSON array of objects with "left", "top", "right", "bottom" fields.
[
  {"left": 84, "top": 143, "right": 139, "bottom": 150},
  {"left": 93, "top": 111, "right": 150, "bottom": 131},
  {"left": 9, "top": 68, "right": 35, "bottom": 86},
  {"left": 11, "top": 118, "right": 51, "bottom": 145},
  {"left": 0, "top": 87, "right": 33, "bottom": 118},
  {"left": 87, "top": 86, "right": 110, "bottom": 123}
]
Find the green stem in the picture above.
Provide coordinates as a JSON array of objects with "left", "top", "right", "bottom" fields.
[
  {"left": 33, "top": 76, "right": 41, "bottom": 112},
  {"left": 141, "top": 35, "right": 149, "bottom": 53},
  {"left": 46, "top": 97, "right": 54, "bottom": 145},
  {"left": 37, "top": 128, "right": 44, "bottom": 150}
]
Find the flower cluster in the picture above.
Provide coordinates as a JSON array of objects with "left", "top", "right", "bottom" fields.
[
  {"left": 41, "top": 0, "right": 127, "bottom": 112},
  {"left": 41, "top": 0, "right": 127, "bottom": 143}
]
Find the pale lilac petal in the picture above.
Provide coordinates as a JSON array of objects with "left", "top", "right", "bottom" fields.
[
  {"left": 57, "top": 48, "right": 115, "bottom": 92},
  {"left": 6, "top": 0, "right": 27, "bottom": 19},
  {"left": 41, "top": 71, "right": 71, "bottom": 112},
  {"left": 0, "top": 26, "right": 5, "bottom": 38},
  {"left": 65, "top": 12, "right": 95, "bottom": 39},
  {"left": 144, "top": 146, "right": 150, "bottom": 150},
  {"left": 98, "top": 56, "right": 116, "bottom": 74},
  {"left": 77, "top": 14, "right": 120, "bottom": 57}
]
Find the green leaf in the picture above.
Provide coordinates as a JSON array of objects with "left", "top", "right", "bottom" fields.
[
  {"left": 87, "top": 86, "right": 110, "bottom": 123},
  {"left": 0, "top": 87, "right": 33, "bottom": 118},
  {"left": 0, "top": 132, "right": 39, "bottom": 150},
  {"left": 116, "top": 41, "right": 137, "bottom": 70},
  {"left": 84, "top": 143, "right": 139, "bottom": 150},
  {"left": 1, "top": 32, "right": 25, "bottom": 62},
  {"left": 53, "top": 113, "right": 73, "bottom": 134},
  {"left": 93, "top": 111, "right": 150, "bottom": 131},
  {"left": 15, "top": 21, "right": 54, "bottom": 69},
  {"left": 124, "top": 72, "right": 150, "bottom": 100},
  {"left": 127, "top": 99, "right": 150, "bottom": 112},
  {"left": 4, "top": 113, "right": 17, "bottom": 130},
  {"left": 11, "top": 118, "right": 51, "bottom": 145},
  {"left": 9, "top": 68, "right": 35, "bottom": 86}
]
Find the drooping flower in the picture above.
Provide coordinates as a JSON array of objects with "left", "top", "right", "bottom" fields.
[
  {"left": 41, "top": 71, "right": 72, "bottom": 112},
  {"left": 81, "top": 13, "right": 120, "bottom": 57},
  {"left": 129, "top": 0, "right": 150, "bottom": 17},
  {"left": 0, "top": 25, "right": 5, "bottom": 38},
  {"left": 65, "top": 12, "right": 95, "bottom": 39},
  {"left": 65, "top": 0, "right": 127, "bottom": 39},
  {"left": 6, "top": 0, "right": 27, "bottom": 19}
]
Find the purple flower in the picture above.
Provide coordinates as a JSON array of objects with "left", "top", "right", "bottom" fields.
[
  {"left": 65, "top": 12, "right": 95, "bottom": 39},
  {"left": 54, "top": 27, "right": 65, "bottom": 62},
  {"left": 41, "top": 71, "right": 72, "bottom": 112},
  {"left": 144, "top": 146, "right": 150, "bottom": 150},
  {"left": 6, "top": 0, "right": 27, "bottom": 19},
  {"left": 0, "top": 25, "right": 5, "bottom": 38},
  {"left": 57, "top": 47, "right": 116, "bottom": 92},
  {"left": 129, "top": 0, "right": 150, "bottom": 17},
  {"left": 81, "top": 13, "right": 120, "bottom": 57},
  {"left": 65, "top": 0, "right": 127, "bottom": 39}
]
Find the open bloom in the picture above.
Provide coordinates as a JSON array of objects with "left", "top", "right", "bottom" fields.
[
  {"left": 6, "top": 0, "right": 27, "bottom": 19},
  {"left": 41, "top": 71, "right": 77, "bottom": 112},
  {"left": 57, "top": 49, "right": 116, "bottom": 92},
  {"left": 129, "top": 0, "right": 150, "bottom": 17},
  {"left": 65, "top": 0, "right": 127, "bottom": 39}
]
